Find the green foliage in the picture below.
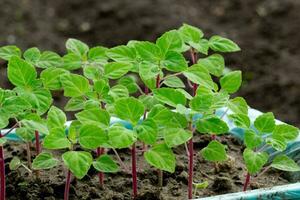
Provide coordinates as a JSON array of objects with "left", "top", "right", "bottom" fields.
[
  {"left": 271, "top": 155, "right": 300, "bottom": 172},
  {"left": 144, "top": 143, "right": 176, "bottom": 173},
  {"left": 8, "top": 56, "right": 37, "bottom": 87},
  {"left": 196, "top": 117, "right": 229, "bottom": 135},
  {"left": 93, "top": 154, "right": 119, "bottom": 173},
  {"left": 79, "top": 124, "right": 107, "bottom": 149},
  {"left": 114, "top": 97, "right": 144, "bottom": 124},
  {"left": 1, "top": 24, "right": 297, "bottom": 189},
  {"left": 153, "top": 88, "right": 186, "bottom": 107},
  {"left": 62, "top": 151, "right": 93, "bottom": 179},
  {"left": 201, "top": 140, "right": 227, "bottom": 162},
  {"left": 243, "top": 148, "right": 268, "bottom": 174},
  {"left": 32, "top": 152, "right": 59, "bottom": 170}
]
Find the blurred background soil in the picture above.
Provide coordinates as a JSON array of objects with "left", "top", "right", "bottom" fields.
[{"left": 0, "top": 0, "right": 299, "bottom": 126}]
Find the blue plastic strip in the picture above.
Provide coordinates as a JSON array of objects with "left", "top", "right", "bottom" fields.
[{"left": 196, "top": 183, "right": 300, "bottom": 200}]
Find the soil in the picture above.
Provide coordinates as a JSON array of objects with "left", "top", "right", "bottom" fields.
[
  {"left": 0, "top": 0, "right": 300, "bottom": 127},
  {"left": 3, "top": 134, "right": 289, "bottom": 200}
]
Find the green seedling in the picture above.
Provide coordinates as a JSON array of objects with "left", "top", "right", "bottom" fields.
[{"left": 229, "top": 112, "right": 300, "bottom": 191}]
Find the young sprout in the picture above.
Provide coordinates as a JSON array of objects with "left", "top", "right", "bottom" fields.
[{"left": 229, "top": 112, "right": 300, "bottom": 191}]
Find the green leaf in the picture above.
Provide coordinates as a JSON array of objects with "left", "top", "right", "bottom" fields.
[
  {"left": 76, "top": 108, "right": 110, "bottom": 127},
  {"left": 196, "top": 117, "right": 229, "bottom": 134},
  {"left": 61, "top": 74, "right": 90, "bottom": 97},
  {"left": 93, "top": 154, "right": 119, "bottom": 173},
  {"left": 36, "top": 51, "right": 62, "bottom": 68},
  {"left": 43, "top": 128, "right": 71, "bottom": 149},
  {"left": 8, "top": 56, "right": 37, "bottom": 87},
  {"left": 210, "top": 91, "right": 229, "bottom": 110},
  {"left": 161, "top": 51, "right": 188, "bottom": 72},
  {"left": 114, "top": 97, "right": 144, "bottom": 124},
  {"left": 243, "top": 148, "right": 268, "bottom": 174},
  {"left": 108, "top": 124, "right": 137, "bottom": 149},
  {"left": 0, "top": 45, "right": 21, "bottom": 60},
  {"left": 228, "top": 114, "right": 250, "bottom": 128},
  {"left": 220, "top": 71, "right": 242, "bottom": 93},
  {"left": 9, "top": 157, "right": 21, "bottom": 170},
  {"left": 179, "top": 24, "right": 203, "bottom": 44},
  {"left": 176, "top": 88, "right": 193, "bottom": 100},
  {"left": 273, "top": 124, "right": 299, "bottom": 142},
  {"left": 40, "top": 67, "right": 69, "bottom": 90},
  {"left": 0, "top": 96, "right": 31, "bottom": 116},
  {"left": 66, "top": 38, "right": 89, "bottom": 57},
  {"left": 24, "top": 47, "right": 41, "bottom": 63},
  {"left": 228, "top": 97, "right": 248, "bottom": 115},
  {"left": 0, "top": 138, "right": 7, "bottom": 146},
  {"left": 106, "top": 45, "right": 136, "bottom": 62},
  {"left": 47, "top": 106, "right": 66, "bottom": 130},
  {"left": 16, "top": 87, "right": 52, "bottom": 115},
  {"left": 183, "top": 64, "right": 214, "bottom": 89},
  {"left": 134, "top": 41, "right": 162, "bottom": 62},
  {"left": 117, "top": 76, "right": 138, "bottom": 94},
  {"left": 197, "top": 54, "right": 224, "bottom": 77},
  {"left": 32, "top": 152, "right": 59, "bottom": 170},
  {"left": 104, "top": 62, "right": 132, "bottom": 79},
  {"left": 254, "top": 112, "right": 275, "bottom": 133},
  {"left": 68, "top": 120, "right": 81, "bottom": 144},
  {"left": 135, "top": 118, "right": 158, "bottom": 145},
  {"left": 163, "top": 128, "right": 192, "bottom": 148},
  {"left": 201, "top": 140, "right": 227, "bottom": 162},
  {"left": 271, "top": 155, "right": 300, "bottom": 172},
  {"left": 244, "top": 129, "right": 263, "bottom": 149},
  {"left": 266, "top": 134, "right": 287, "bottom": 151},
  {"left": 21, "top": 119, "right": 49, "bottom": 135},
  {"left": 62, "top": 53, "right": 82, "bottom": 70},
  {"left": 147, "top": 105, "right": 173, "bottom": 126},
  {"left": 88, "top": 46, "right": 108, "bottom": 64},
  {"left": 144, "top": 143, "right": 176, "bottom": 173},
  {"left": 156, "top": 30, "right": 183, "bottom": 54},
  {"left": 163, "top": 76, "right": 185, "bottom": 88},
  {"left": 15, "top": 127, "right": 34, "bottom": 142},
  {"left": 190, "top": 39, "right": 209, "bottom": 55},
  {"left": 189, "top": 93, "right": 214, "bottom": 112},
  {"left": 64, "top": 97, "right": 85, "bottom": 111},
  {"left": 108, "top": 85, "right": 129, "bottom": 101},
  {"left": 153, "top": 88, "right": 186, "bottom": 107},
  {"left": 209, "top": 35, "right": 241, "bottom": 52},
  {"left": 94, "top": 79, "right": 110, "bottom": 96},
  {"left": 62, "top": 151, "right": 93, "bottom": 179},
  {"left": 0, "top": 115, "right": 9, "bottom": 129},
  {"left": 79, "top": 124, "right": 108, "bottom": 149},
  {"left": 83, "top": 65, "right": 101, "bottom": 80}
]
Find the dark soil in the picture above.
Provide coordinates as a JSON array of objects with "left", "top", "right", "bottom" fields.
[
  {"left": 0, "top": 0, "right": 300, "bottom": 126},
  {"left": 4, "top": 135, "right": 289, "bottom": 200}
]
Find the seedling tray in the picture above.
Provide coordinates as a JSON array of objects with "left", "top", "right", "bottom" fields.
[{"left": 2, "top": 107, "right": 300, "bottom": 200}]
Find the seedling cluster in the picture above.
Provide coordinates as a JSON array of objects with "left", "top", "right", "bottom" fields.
[{"left": 0, "top": 24, "right": 299, "bottom": 200}]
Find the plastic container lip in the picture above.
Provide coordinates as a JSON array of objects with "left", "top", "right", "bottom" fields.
[{"left": 195, "top": 182, "right": 300, "bottom": 200}]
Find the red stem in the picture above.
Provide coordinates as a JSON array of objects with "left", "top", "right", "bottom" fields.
[
  {"left": 211, "top": 134, "right": 216, "bottom": 140},
  {"left": 243, "top": 172, "right": 251, "bottom": 191},
  {"left": 188, "top": 48, "right": 198, "bottom": 199},
  {"left": 97, "top": 147, "right": 105, "bottom": 188},
  {"left": 188, "top": 123, "right": 194, "bottom": 199},
  {"left": 156, "top": 75, "right": 160, "bottom": 88},
  {"left": 35, "top": 131, "right": 40, "bottom": 155},
  {"left": 0, "top": 144, "right": 5, "bottom": 200},
  {"left": 64, "top": 170, "right": 72, "bottom": 200},
  {"left": 131, "top": 143, "right": 138, "bottom": 199}
]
